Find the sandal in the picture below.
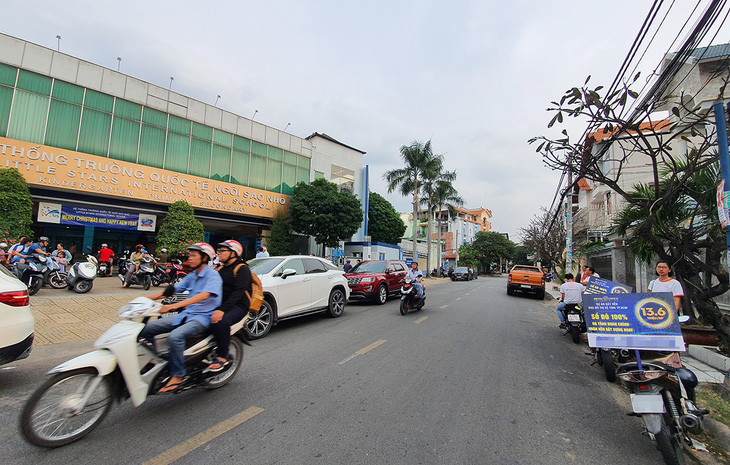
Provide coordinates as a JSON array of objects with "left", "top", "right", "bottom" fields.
[
  {"left": 158, "top": 377, "right": 185, "bottom": 393},
  {"left": 208, "top": 357, "right": 230, "bottom": 373}
]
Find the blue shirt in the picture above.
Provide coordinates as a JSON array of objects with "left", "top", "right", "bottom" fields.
[
  {"left": 406, "top": 268, "right": 423, "bottom": 281},
  {"left": 172, "top": 265, "right": 223, "bottom": 328}
]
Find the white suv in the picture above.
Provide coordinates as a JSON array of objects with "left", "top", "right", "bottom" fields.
[
  {"left": 244, "top": 256, "right": 349, "bottom": 339},
  {"left": 0, "top": 264, "right": 34, "bottom": 365}
]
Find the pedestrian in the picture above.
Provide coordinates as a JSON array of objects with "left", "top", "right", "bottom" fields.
[
  {"left": 343, "top": 259, "right": 352, "bottom": 273},
  {"left": 649, "top": 260, "right": 684, "bottom": 311},
  {"left": 255, "top": 246, "right": 269, "bottom": 258},
  {"left": 51, "top": 243, "right": 65, "bottom": 257},
  {"left": 56, "top": 250, "right": 68, "bottom": 272}
]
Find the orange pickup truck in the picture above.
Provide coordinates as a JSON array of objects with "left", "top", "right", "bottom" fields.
[{"left": 507, "top": 265, "right": 545, "bottom": 299}]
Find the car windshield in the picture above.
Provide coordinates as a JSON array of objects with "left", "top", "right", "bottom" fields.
[
  {"left": 455, "top": 267, "right": 468, "bottom": 272},
  {"left": 350, "top": 262, "right": 387, "bottom": 273},
  {"left": 248, "top": 258, "right": 284, "bottom": 275},
  {"left": 513, "top": 266, "right": 539, "bottom": 272}
]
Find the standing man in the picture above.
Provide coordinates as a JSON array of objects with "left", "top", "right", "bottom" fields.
[
  {"left": 343, "top": 259, "right": 353, "bottom": 273},
  {"left": 406, "top": 261, "right": 424, "bottom": 299},
  {"left": 209, "top": 240, "right": 251, "bottom": 372},
  {"left": 255, "top": 246, "right": 269, "bottom": 258},
  {"left": 98, "top": 243, "right": 115, "bottom": 276},
  {"left": 142, "top": 243, "right": 222, "bottom": 393},
  {"left": 557, "top": 273, "right": 586, "bottom": 328},
  {"left": 649, "top": 260, "right": 684, "bottom": 311}
]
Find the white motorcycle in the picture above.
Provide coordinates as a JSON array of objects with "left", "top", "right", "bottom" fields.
[{"left": 20, "top": 296, "right": 247, "bottom": 448}]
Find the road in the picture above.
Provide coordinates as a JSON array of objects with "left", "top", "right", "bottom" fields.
[{"left": 1, "top": 276, "right": 670, "bottom": 464}]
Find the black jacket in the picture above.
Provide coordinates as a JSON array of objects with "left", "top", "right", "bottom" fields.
[{"left": 217, "top": 259, "right": 252, "bottom": 313}]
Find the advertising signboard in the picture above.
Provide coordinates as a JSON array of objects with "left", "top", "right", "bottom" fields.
[
  {"left": 583, "top": 292, "right": 685, "bottom": 351},
  {"left": 584, "top": 276, "right": 633, "bottom": 294},
  {"left": 38, "top": 202, "right": 156, "bottom": 231}
]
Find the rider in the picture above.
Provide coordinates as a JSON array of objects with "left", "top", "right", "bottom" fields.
[
  {"left": 142, "top": 243, "right": 223, "bottom": 393},
  {"left": 27, "top": 237, "right": 51, "bottom": 263},
  {"left": 208, "top": 240, "right": 252, "bottom": 372},
  {"left": 157, "top": 248, "right": 169, "bottom": 264},
  {"left": 98, "top": 243, "right": 115, "bottom": 276},
  {"left": 557, "top": 273, "right": 585, "bottom": 328},
  {"left": 124, "top": 244, "right": 148, "bottom": 287},
  {"left": 406, "top": 261, "right": 424, "bottom": 299}
]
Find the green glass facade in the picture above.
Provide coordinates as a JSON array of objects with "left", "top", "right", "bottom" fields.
[{"left": 0, "top": 63, "right": 311, "bottom": 195}]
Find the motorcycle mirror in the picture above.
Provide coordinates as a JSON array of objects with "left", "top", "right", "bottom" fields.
[{"left": 678, "top": 315, "right": 690, "bottom": 323}]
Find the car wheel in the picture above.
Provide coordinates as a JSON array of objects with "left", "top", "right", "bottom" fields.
[
  {"left": 326, "top": 288, "right": 346, "bottom": 317},
  {"left": 376, "top": 284, "right": 388, "bottom": 305},
  {"left": 245, "top": 300, "right": 273, "bottom": 340}
]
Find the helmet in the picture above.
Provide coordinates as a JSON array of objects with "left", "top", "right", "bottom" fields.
[
  {"left": 0, "top": 242, "right": 6, "bottom": 249},
  {"left": 135, "top": 244, "right": 144, "bottom": 250},
  {"left": 39, "top": 236, "right": 49, "bottom": 242},
  {"left": 187, "top": 242, "right": 215, "bottom": 261},
  {"left": 217, "top": 240, "right": 243, "bottom": 257},
  {"left": 160, "top": 248, "right": 167, "bottom": 253},
  {"left": 101, "top": 243, "right": 108, "bottom": 248}
]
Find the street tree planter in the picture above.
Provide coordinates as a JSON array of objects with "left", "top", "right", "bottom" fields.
[{"left": 681, "top": 326, "right": 720, "bottom": 346}]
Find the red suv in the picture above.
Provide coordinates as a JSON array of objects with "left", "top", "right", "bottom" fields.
[{"left": 346, "top": 260, "right": 408, "bottom": 304}]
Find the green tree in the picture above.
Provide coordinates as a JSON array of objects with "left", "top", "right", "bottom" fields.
[
  {"left": 384, "top": 140, "right": 443, "bottom": 260},
  {"left": 0, "top": 168, "right": 33, "bottom": 243},
  {"left": 267, "top": 209, "right": 292, "bottom": 256},
  {"left": 472, "top": 231, "right": 516, "bottom": 270},
  {"left": 421, "top": 169, "right": 457, "bottom": 272},
  {"left": 512, "top": 246, "right": 531, "bottom": 266},
  {"left": 457, "top": 243, "right": 480, "bottom": 268},
  {"left": 368, "top": 192, "right": 406, "bottom": 245},
  {"left": 155, "top": 201, "right": 205, "bottom": 257},
  {"left": 290, "top": 178, "right": 362, "bottom": 252}
]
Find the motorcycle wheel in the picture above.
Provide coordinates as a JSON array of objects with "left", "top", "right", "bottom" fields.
[
  {"left": 204, "top": 338, "right": 244, "bottom": 390},
  {"left": 28, "top": 277, "right": 42, "bottom": 296},
  {"left": 245, "top": 300, "right": 273, "bottom": 340},
  {"left": 601, "top": 350, "right": 617, "bottom": 382},
  {"left": 570, "top": 325, "right": 581, "bottom": 344},
  {"left": 152, "top": 275, "right": 161, "bottom": 287},
  {"left": 400, "top": 299, "right": 409, "bottom": 315},
  {"left": 19, "top": 368, "right": 114, "bottom": 448},
  {"left": 655, "top": 418, "right": 684, "bottom": 465},
  {"left": 143, "top": 276, "right": 151, "bottom": 291},
  {"left": 73, "top": 280, "right": 93, "bottom": 293},
  {"left": 49, "top": 272, "right": 67, "bottom": 289}
]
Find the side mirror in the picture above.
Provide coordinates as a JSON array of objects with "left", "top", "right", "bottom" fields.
[
  {"left": 678, "top": 315, "right": 690, "bottom": 323},
  {"left": 281, "top": 268, "right": 297, "bottom": 279}
]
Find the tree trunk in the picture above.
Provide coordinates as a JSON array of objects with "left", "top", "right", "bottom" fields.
[
  {"left": 412, "top": 185, "right": 418, "bottom": 263},
  {"left": 437, "top": 204, "right": 443, "bottom": 272},
  {"left": 426, "top": 202, "right": 433, "bottom": 275}
]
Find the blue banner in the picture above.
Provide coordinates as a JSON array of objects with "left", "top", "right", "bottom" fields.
[
  {"left": 584, "top": 276, "right": 633, "bottom": 294},
  {"left": 39, "top": 202, "right": 156, "bottom": 231},
  {"left": 584, "top": 292, "right": 685, "bottom": 351}
]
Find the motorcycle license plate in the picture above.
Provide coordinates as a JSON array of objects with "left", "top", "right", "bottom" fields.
[
  {"left": 630, "top": 393, "right": 665, "bottom": 413},
  {"left": 567, "top": 314, "right": 581, "bottom": 322}
]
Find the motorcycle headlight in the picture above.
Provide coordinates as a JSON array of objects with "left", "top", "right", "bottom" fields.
[{"left": 618, "top": 370, "right": 666, "bottom": 383}]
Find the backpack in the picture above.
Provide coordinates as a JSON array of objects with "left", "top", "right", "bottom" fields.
[{"left": 233, "top": 263, "right": 264, "bottom": 312}]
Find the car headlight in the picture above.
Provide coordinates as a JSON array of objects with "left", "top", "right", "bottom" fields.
[{"left": 360, "top": 277, "right": 375, "bottom": 283}]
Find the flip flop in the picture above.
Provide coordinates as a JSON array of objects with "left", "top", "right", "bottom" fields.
[
  {"left": 158, "top": 380, "right": 184, "bottom": 393},
  {"left": 208, "top": 357, "right": 230, "bottom": 372}
]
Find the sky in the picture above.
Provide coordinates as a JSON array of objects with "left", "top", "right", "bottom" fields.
[{"left": 3, "top": 1, "right": 729, "bottom": 240}]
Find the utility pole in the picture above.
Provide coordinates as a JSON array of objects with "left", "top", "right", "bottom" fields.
[
  {"left": 565, "top": 169, "right": 573, "bottom": 275},
  {"left": 714, "top": 101, "right": 730, "bottom": 274}
]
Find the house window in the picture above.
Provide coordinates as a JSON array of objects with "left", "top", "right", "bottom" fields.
[{"left": 331, "top": 164, "right": 355, "bottom": 193}]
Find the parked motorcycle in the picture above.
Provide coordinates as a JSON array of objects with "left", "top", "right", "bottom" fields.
[
  {"left": 399, "top": 277, "right": 425, "bottom": 315},
  {"left": 560, "top": 302, "right": 586, "bottom": 343},
  {"left": 590, "top": 347, "right": 631, "bottom": 382},
  {"left": 120, "top": 257, "right": 156, "bottom": 290},
  {"left": 20, "top": 296, "right": 247, "bottom": 448},
  {"left": 66, "top": 255, "right": 98, "bottom": 293},
  {"left": 41, "top": 255, "right": 67, "bottom": 289},
  {"left": 616, "top": 342, "right": 708, "bottom": 465},
  {"left": 12, "top": 260, "right": 46, "bottom": 296},
  {"left": 151, "top": 259, "right": 186, "bottom": 287},
  {"left": 97, "top": 260, "right": 112, "bottom": 277}
]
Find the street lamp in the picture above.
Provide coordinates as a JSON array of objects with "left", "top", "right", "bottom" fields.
[
  {"left": 116, "top": 57, "right": 121, "bottom": 71},
  {"left": 214, "top": 95, "right": 221, "bottom": 107},
  {"left": 252, "top": 109, "right": 258, "bottom": 121},
  {"left": 56, "top": 35, "right": 61, "bottom": 51},
  {"left": 169, "top": 77, "right": 174, "bottom": 90},
  {"left": 283, "top": 122, "right": 291, "bottom": 133}
]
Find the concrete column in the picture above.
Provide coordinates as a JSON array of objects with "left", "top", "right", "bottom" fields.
[
  {"left": 82, "top": 226, "right": 95, "bottom": 255},
  {"left": 611, "top": 240, "right": 627, "bottom": 284}
]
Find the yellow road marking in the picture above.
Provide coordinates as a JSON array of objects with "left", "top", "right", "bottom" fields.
[
  {"left": 455, "top": 297, "right": 462, "bottom": 301},
  {"left": 143, "top": 406, "right": 264, "bottom": 465},
  {"left": 414, "top": 316, "right": 428, "bottom": 324},
  {"left": 356, "top": 339, "right": 387, "bottom": 355},
  {"left": 440, "top": 305, "right": 448, "bottom": 309}
]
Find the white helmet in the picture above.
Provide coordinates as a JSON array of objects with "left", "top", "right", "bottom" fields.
[
  {"left": 160, "top": 248, "right": 167, "bottom": 253},
  {"left": 0, "top": 242, "right": 6, "bottom": 249},
  {"left": 101, "top": 243, "right": 108, "bottom": 248},
  {"left": 187, "top": 243, "right": 215, "bottom": 261}
]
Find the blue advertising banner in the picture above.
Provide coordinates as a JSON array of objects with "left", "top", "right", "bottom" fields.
[
  {"left": 584, "top": 292, "right": 685, "bottom": 351},
  {"left": 584, "top": 276, "right": 633, "bottom": 294},
  {"left": 38, "top": 202, "right": 156, "bottom": 231}
]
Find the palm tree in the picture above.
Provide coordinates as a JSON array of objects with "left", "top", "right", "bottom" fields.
[
  {"left": 384, "top": 140, "right": 443, "bottom": 261},
  {"left": 431, "top": 179, "right": 464, "bottom": 270},
  {"left": 420, "top": 170, "right": 457, "bottom": 273}
]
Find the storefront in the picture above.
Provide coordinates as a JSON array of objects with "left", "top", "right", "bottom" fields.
[{"left": 0, "top": 33, "right": 368, "bottom": 260}]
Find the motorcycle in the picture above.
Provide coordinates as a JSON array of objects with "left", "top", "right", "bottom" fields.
[
  {"left": 120, "top": 257, "right": 155, "bottom": 290},
  {"left": 66, "top": 255, "right": 98, "bottom": 293},
  {"left": 152, "top": 259, "right": 187, "bottom": 287},
  {"left": 399, "top": 277, "right": 425, "bottom": 315},
  {"left": 41, "top": 255, "right": 67, "bottom": 289},
  {"left": 19, "top": 295, "right": 247, "bottom": 448},
  {"left": 590, "top": 347, "right": 631, "bottom": 382},
  {"left": 560, "top": 302, "right": 586, "bottom": 344},
  {"left": 12, "top": 260, "right": 46, "bottom": 296},
  {"left": 97, "top": 260, "right": 113, "bottom": 277},
  {"left": 616, "top": 341, "right": 708, "bottom": 465}
]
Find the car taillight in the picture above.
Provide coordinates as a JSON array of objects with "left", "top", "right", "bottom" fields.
[
  {"left": 508, "top": 275, "right": 512, "bottom": 283},
  {"left": 0, "top": 290, "right": 30, "bottom": 306}
]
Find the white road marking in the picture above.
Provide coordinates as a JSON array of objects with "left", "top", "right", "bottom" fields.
[{"left": 339, "top": 339, "right": 388, "bottom": 365}]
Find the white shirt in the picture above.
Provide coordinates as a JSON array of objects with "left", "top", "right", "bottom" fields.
[
  {"left": 649, "top": 278, "right": 684, "bottom": 297},
  {"left": 560, "top": 281, "right": 585, "bottom": 304},
  {"left": 406, "top": 269, "right": 423, "bottom": 281}
]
